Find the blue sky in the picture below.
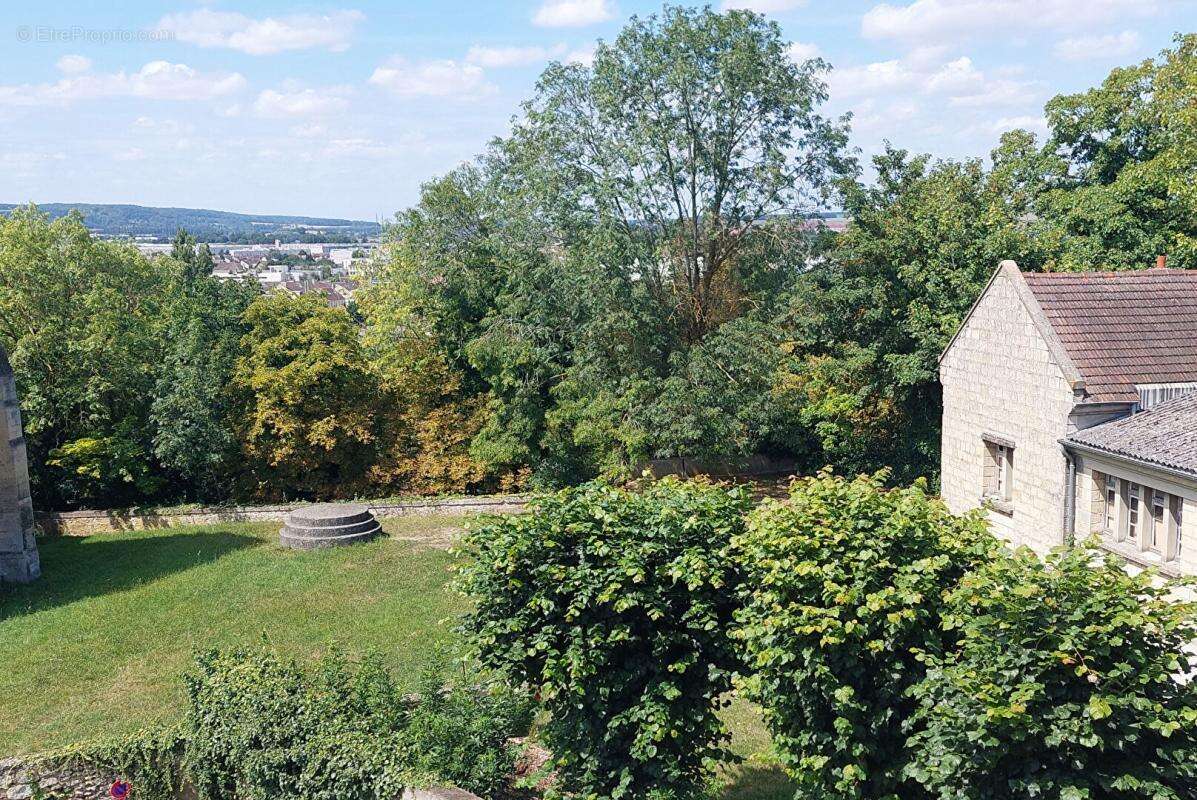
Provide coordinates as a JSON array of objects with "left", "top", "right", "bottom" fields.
[{"left": 2, "top": 0, "right": 1193, "bottom": 220}]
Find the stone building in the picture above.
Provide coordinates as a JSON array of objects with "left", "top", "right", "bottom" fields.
[
  {"left": 940, "top": 260, "right": 1197, "bottom": 577},
  {"left": 0, "top": 345, "right": 39, "bottom": 583}
]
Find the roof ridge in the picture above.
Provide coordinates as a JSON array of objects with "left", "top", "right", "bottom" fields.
[{"left": 1024, "top": 268, "right": 1197, "bottom": 280}]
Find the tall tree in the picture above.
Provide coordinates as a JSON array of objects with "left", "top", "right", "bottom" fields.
[
  {"left": 1033, "top": 33, "right": 1197, "bottom": 269},
  {"left": 150, "top": 268, "right": 259, "bottom": 501},
  {"left": 231, "top": 292, "right": 383, "bottom": 499},
  {"left": 779, "top": 145, "right": 1041, "bottom": 483},
  {"left": 507, "top": 3, "right": 851, "bottom": 343},
  {"left": 0, "top": 206, "right": 170, "bottom": 507}
]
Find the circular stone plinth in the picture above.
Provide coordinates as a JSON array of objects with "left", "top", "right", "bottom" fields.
[{"left": 280, "top": 503, "right": 382, "bottom": 550}]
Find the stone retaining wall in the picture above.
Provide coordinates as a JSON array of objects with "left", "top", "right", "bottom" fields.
[
  {"left": 0, "top": 756, "right": 119, "bottom": 800},
  {"left": 37, "top": 496, "right": 528, "bottom": 537},
  {"left": 0, "top": 757, "right": 481, "bottom": 800}
]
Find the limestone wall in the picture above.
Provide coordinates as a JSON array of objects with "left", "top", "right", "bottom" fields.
[
  {"left": 940, "top": 269, "right": 1078, "bottom": 555},
  {"left": 0, "top": 347, "right": 39, "bottom": 583},
  {"left": 0, "top": 756, "right": 120, "bottom": 800}
]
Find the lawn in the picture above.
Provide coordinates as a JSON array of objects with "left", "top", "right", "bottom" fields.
[{"left": 0, "top": 517, "right": 795, "bottom": 798}]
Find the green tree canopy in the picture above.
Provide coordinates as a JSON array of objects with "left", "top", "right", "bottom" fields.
[{"left": 231, "top": 292, "right": 384, "bottom": 499}]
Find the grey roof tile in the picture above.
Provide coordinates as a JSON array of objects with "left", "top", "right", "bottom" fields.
[{"left": 1066, "top": 391, "right": 1197, "bottom": 477}]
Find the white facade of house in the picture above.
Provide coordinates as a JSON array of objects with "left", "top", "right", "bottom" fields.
[
  {"left": 940, "top": 261, "right": 1195, "bottom": 577},
  {"left": 940, "top": 262, "right": 1080, "bottom": 553}
]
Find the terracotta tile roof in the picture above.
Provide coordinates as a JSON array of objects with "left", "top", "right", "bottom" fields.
[
  {"left": 1022, "top": 269, "right": 1197, "bottom": 403},
  {"left": 1066, "top": 391, "right": 1197, "bottom": 477}
]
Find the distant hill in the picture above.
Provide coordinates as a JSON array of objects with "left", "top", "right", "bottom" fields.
[{"left": 0, "top": 203, "right": 382, "bottom": 243}]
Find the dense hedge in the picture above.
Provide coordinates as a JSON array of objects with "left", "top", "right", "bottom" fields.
[
  {"left": 458, "top": 478, "right": 753, "bottom": 800},
  {"left": 732, "top": 472, "right": 999, "bottom": 799},
  {"left": 906, "top": 543, "right": 1197, "bottom": 800}
]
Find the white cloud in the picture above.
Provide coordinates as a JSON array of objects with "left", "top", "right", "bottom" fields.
[
  {"left": 290, "top": 122, "right": 329, "bottom": 138},
  {"left": 254, "top": 87, "right": 351, "bottom": 118},
  {"left": 565, "top": 45, "right": 597, "bottom": 66},
  {"left": 990, "top": 115, "right": 1049, "bottom": 134},
  {"left": 131, "top": 116, "right": 194, "bottom": 136},
  {"left": 158, "top": 9, "right": 364, "bottom": 55},
  {"left": 113, "top": 147, "right": 146, "bottom": 162},
  {"left": 1053, "top": 30, "right": 1141, "bottom": 61},
  {"left": 131, "top": 61, "right": 247, "bottom": 100},
  {"left": 466, "top": 44, "right": 566, "bottom": 68},
  {"left": 829, "top": 59, "right": 917, "bottom": 97},
  {"left": 829, "top": 51, "right": 1036, "bottom": 109},
  {"left": 55, "top": 55, "right": 92, "bottom": 75},
  {"left": 532, "top": 0, "right": 616, "bottom": 28},
  {"left": 323, "top": 136, "right": 421, "bottom": 157},
  {"left": 787, "top": 42, "right": 821, "bottom": 62},
  {"left": 368, "top": 57, "right": 493, "bottom": 98},
  {"left": 721, "top": 0, "right": 807, "bottom": 12},
  {"left": 862, "top": 0, "right": 1156, "bottom": 43},
  {"left": 923, "top": 56, "right": 982, "bottom": 94},
  {"left": 0, "top": 61, "right": 245, "bottom": 105}
]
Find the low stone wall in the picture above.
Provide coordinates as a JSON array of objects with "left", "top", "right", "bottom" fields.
[
  {"left": 0, "top": 757, "right": 481, "bottom": 800},
  {"left": 0, "top": 756, "right": 119, "bottom": 800},
  {"left": 37, "top": 496, "right": 528, "bottom": 537}
]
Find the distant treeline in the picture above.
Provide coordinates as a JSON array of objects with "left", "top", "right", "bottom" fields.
[{"left": 0, "top": 202, "right": 380, "bottom": 242}]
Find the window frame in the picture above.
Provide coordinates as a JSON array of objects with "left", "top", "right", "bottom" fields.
[
  {"left": 1148, "top": 490, "right": 1167, "bottom": 555},
  {"left": 1127, "top": 483, "right": 1141, "bottom": 545},
  {"left": 981, "top": 436, "right": 1015, "bottom": 512},
  {"left": 1103, "top": 474, "right": 1118, "bottom": 535}
]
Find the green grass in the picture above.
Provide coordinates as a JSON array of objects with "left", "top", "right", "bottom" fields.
[
  {"left": 0, "top": 517, "right": 465, "bottom": 754},
  {"left": 0, "top": 517, "right": 794, "bottom": 799}
]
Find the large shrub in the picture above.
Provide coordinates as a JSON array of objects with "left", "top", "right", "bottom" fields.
[
  {"left": 733, "top": 471, "right": 998, "bottom": 799},
  {"left": 182, "top": 646, "right": 532, "bottom": 800},
  {"left": 458, "top": 478, "right": 753, "bottom": 799},
  {"left": 905, "top": 543, "right": 1197, "bottom": 799}
]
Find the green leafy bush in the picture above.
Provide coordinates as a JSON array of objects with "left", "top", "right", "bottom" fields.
[
  {"left": 905, "top": 543, "right": 1197, "bottom": 799},
  {"left": 733, "top": 471, "right": 998, "bottom": 799},
  {"left": 404, "top": 653, "right": 537, "bottom": 797},
  {"left": 458, "top": 478, "right": 753, "bottom": 800},
  {"left": 182, "top": 645, "right": 532, "bottom": 800}
]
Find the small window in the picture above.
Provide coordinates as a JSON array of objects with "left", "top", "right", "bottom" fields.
[
  {"left": 982, "top": 438, "right": 1014, "bottom": 509},
  {"left": 1149, "top": 490, "right": 1166, "bottom": 554},
  {"left": 1128, "top": 484, "right": 1141, "bottom": 543},
  {"left": 1104, "top": 475, "right": 1118, "bottom": 534},
  {"left": 995, "top": 444, "right": 1009, "bottom": 496}
]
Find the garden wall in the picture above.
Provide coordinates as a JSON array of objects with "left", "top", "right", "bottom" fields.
[
  {"left": 37, "top": 495, "right": 528, "bottom": 536},
  {"left": 0, "top": 756, "right": 121, "bottom": 800},
  {"left": 0, "top": 757, "right": 481, "bottom": 800}
]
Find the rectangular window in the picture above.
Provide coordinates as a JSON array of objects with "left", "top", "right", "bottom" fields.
[
  {"left": 1149, "top": 490, "right": 1166, "bottom": 554},
  {"left": 994, "top": 444, "right": 1008, "bottom": 497},
  {"left": 1128, "top": 484, "right": 1141, "bottom": 544},
  {"left": 982, "top": 438, "right": 1014, "bottom": 508},
  {"left": 1104, "top": 475, "right": 1118, "bottom": 534},
  {"left": 1168, "top": 495, "right": 1177, "bottom": 560}
]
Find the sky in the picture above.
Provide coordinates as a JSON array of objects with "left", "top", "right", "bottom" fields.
[{"left": 1, "top": 0, "right": 1193, "bottom": 220}]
